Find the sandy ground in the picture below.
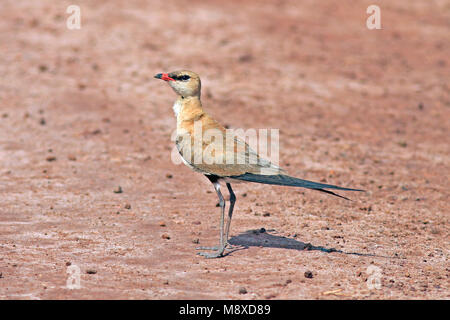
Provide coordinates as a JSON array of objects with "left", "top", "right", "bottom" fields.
[{"left": 0, "top": 0, "right": 448, "bottom": 299}]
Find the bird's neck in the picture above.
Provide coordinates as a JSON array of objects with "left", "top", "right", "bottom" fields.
[
  {"left": 173, "top": 95, "right": 202, "bottom": 118},
  {"left": 173, "top": 95, "right": 206, "bottom": 132}
]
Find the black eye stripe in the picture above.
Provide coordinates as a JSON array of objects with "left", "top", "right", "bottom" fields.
[{"left": 172, "top": 74, "right": 190, "bottom": 81}]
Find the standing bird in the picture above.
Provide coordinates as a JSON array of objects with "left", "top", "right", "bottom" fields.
[{"left": 154, "top": 70, "right": 363, "bottom": 258}]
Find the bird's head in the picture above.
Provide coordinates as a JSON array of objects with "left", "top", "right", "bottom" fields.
[{"left": 154, "top": 70, "right": 201, "bottom": 98}]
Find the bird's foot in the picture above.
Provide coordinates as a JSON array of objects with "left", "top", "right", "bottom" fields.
[
  {"left": 196, "top": 242, "right": 238, "bottom": 251},
  {"left": 197, "top": 248, "right": 225, "bottom": 259},
  {"left": 224, "top": 242, "right": 242, "bottom": 250},
  {"left": 196, "top": 246, "right": 220, "bottom": 251}
]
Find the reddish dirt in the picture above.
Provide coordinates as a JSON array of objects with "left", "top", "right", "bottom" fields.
[{"left": 0, "top": 0, "right": 448, "bottom": 299}]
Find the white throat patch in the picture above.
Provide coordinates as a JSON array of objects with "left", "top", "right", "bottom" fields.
[{"left": 172, "top": 99, "right": 183, "bottom": 117}]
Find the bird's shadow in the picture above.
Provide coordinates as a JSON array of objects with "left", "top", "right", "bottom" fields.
[{"left": 226, "top": 228, "right": 394, "bottom": 259}]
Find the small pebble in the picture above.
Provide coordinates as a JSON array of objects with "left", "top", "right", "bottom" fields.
[
  {"left": 161, "top": 233, "right": 170, "bottom": 240},
  {"left": 113, "top": 186, "right": 123, "bottom": 194},
  {"left": 238, "top": 287, "right": 247, "bottom": 294},
  {"left": 124, "top": 203, "right": 131, "bottom": 210},
  {"left": 86, "top": 269, "right": 97, "bottom": 274},
  {"left": 304, "top": 271, "right": 313, "bottom": 279},
  {"left": 46, "top": 156, "right": 56, "bottom": 162}
]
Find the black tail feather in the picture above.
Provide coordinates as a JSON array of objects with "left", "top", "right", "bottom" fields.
[
  {"left": 229, "top": 173, "right": 363, "bottom": 200},
  {"left": 315, "top": 188, "right": 351, "bottom": 201}
]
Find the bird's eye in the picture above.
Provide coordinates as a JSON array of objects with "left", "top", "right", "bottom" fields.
[{"left": 179, "top": 75, "right": 190, "bottom": 81}]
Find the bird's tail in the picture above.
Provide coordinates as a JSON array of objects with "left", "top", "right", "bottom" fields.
[{"left": 229, "top": 173, "right": 364, "bottom": 200}]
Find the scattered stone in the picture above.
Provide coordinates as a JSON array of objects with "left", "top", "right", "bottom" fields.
[
  {"left": 39, "top": 118, "right": 46, "bottom": 125},
  {"left": 38, "top": 64, "right": 48, "bottom": 72},
  {"left": 192, "top": 238, "right": 199, "bottom": 244},
  {"left": 124, "top": 203, "right": 131, "bottom": 210},
  {"left": 65, "top": 262, "right": 71, "bottom": 266},
  {"left": 166, "top": 173, "right": 173, "bottom": 179},
  {"left": 113, "top": 186, "right": 123, "bottom": 194},
  {"left": 263, "top": 212, "right": 270, "bottom": 217},
  {"left": 161, "top": 233, "right": 170, "bottom": 240},
  {"left": 86, "top": 269, "right": 97, "bottom": 274},
  {"left": 430, "top": 228, "right": 440, "bottom": 235},
  {"left": 304, "top": 271, "right": 314, "bottom": 279},
  {"left": 46, "top": 156, "right": 57, "bottom": 162},
  {"left": 159, "top": 221, "right": 166, "bottom": 227},
  {"left": 238, "top": 54, "right": 253, "bottom": 63},
  {"left": 238, "top": 287, "right": 247, "bottom": 294},
  {"left": 67, "top": 155, "right": 77, "bottom": 161}
]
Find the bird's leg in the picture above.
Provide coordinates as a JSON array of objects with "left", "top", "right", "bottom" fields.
[
  {"left": 197, "top": 183, "right": 239, "bottom": 251},
  {"left": 224, "top": 183, "right": 238, "bottom": 249},
  {"left": 197, "top": 178, "right": 226, "bottom": 258}
]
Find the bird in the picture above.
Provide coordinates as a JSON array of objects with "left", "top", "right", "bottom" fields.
[{"left": 154, "top": 70, "right": 363, "bottom": 258}]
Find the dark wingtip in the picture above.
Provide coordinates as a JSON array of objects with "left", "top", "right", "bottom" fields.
[
  {"left": 315, "top": 188, "right": 352, "bottom": 201},
  {"left": 154, "top": 73, "right": 162, "bottom": 79}
]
